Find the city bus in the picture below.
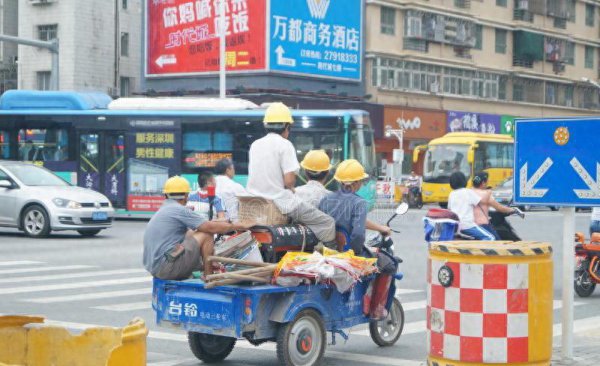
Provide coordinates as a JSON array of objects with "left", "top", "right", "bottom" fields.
[
  {"left": 0, "top": 90, "right": 376, "bottom": 216},
  {"left": 413, "top": 132, "right": 514, "bottom": 206}
]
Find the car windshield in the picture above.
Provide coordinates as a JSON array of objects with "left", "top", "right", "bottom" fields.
[
  {"left": 7, "top": 164, "right": 70, "bottom": 186},
  {"left": 500, "top": 177, "right": 513, "bottom": 188},
  {"left": 423, "top": 144, "right": 471, "bottom": 183}
]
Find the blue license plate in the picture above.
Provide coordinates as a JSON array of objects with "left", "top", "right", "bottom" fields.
[{"left": 92, "top": 212, "right": 108, "bottom": 221}]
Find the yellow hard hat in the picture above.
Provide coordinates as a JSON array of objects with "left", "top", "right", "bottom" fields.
[
  {"left": 334, "top": 159, "right": 369, "bottom": 183},
  {"left": 263, "top": 102, "right": 294, "bottom": 124},
  {"left": 163, "top": 176, "right": 191, "bottom": 194},
  {"left": 301, "top": 150, "right": 331, "bottom": 172}
]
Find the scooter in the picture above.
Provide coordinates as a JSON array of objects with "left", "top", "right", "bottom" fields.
[
  {"left": 404, "top": 185, "right": 423, "bottom": 209},
  {"left": 574, "top": 232, "right": 600, "bottom": 297},
  {"left": 489, "top": 208, "right": 525, "bottom": 241}
]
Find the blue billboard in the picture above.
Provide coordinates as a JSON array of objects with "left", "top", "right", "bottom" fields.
[
  {"left": 269, "top": 0, "right": 363, "bottom": 81},
  {"left": 514, "top": 118, "right": 600, "bottom": 207}
]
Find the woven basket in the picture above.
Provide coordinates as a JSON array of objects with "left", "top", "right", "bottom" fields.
[{"left": 238, "top": 196, "right": 289, "bottom": 225}]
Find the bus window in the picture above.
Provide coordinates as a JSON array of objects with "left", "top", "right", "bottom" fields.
[
  {"left": 476, "top": 142, "right": 514, "bottom": 170},
  {"left": 80, "top": 134, "right": 100, "bottom": 173},
  {"left": 423, "top": 144, "right": 470, "bottom": 183},
  {"left": 0, "top": 131, "right": 9, "bottom": 159},
  {"left": 349, "top": 125, "right": 376, "bottom": 176},
  {"left": 18, "top": 128, "right": 69, "bottom": 161},
  {"left": 182, "top": 130, "right": 234, "bottom": 170}
]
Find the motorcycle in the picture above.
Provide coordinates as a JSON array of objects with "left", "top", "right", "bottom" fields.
[
  {"left": 574, "top": 232, "right": 600, "bottom": 297},
  {"left": 404, "top": 185, "right": 423, "bottom": 209}
]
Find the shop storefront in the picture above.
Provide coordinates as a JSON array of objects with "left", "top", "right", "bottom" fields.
[{"left": 376, "top": 107, "right": 446, "bottom": 175}]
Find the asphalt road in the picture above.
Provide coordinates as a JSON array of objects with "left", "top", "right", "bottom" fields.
[{"left": 0, "top": 207, "right": 599, "bottom": 365}]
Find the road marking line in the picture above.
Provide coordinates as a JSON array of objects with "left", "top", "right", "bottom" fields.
[
  {"left": 0, "top": 269, "right": 147, "bottom": 284},
  {"left": 554, "top": 316, "right": 600, "bottom": 337},
  {"left": 0, "top": 276, "right": 152, "bottom": 295},
  {"left": 0, "top": 260, "right": 43, "bottom": 266},
  {"left": 93, "top": 301, "right": 150, "bottom": 312},
  {"left": 0, "top": 265, "right": 95, "bottom": 275},
  {"left": 395, "top": 289, "right": 423, "bottom": 295},
  {"left": 25, "top": 288, "right": 151, "bottom": 303}
]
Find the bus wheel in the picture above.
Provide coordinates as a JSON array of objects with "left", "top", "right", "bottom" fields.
[
  {"left": 77, "top": 229, "right": 102, "bottom": 237},
  {"left": 188, "top": 332, "right": 236, "bottom": 363},
  {"left": 277, "top": 309, "right": 325, "bottom": 366},
  {"left": 22, "top": 205, "right": 51, "bottom": 238}
]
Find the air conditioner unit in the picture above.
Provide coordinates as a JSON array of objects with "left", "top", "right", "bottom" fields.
[{"left": 517, "top": 0, "right": 528, "bottom": 10}]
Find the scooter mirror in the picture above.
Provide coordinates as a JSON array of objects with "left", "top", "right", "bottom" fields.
[{"left": 396, "top": 202, "right": 409, "bottom": 215}]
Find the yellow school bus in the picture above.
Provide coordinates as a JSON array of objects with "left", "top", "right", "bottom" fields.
[{"left": 413, "top": 132, "right": 514, "bottom": 206}]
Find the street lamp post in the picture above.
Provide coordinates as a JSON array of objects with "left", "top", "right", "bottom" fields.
[{"left": 385, "top": 125, "right": 405, "bottom": 185}]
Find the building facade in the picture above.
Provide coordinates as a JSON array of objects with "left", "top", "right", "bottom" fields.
[
  {"left": 366, "top": 0, "right": 600, "bottom": 171},
  {"left": 18, "top": 0, "right": 141, "bottom": 96},
  {"left": 0, "top": 0, "right": 18, "bottom": 93}
]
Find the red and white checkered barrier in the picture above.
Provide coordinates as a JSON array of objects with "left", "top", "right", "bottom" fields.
[{"left": 427, "top": 259, "right": 530, "bottom": 363}]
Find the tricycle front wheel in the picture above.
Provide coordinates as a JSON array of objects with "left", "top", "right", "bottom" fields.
[
  {"left": 188, "top": 332, "right": 236, "bottom": 363},
  {"left": 277, "top": 309, "right": 326, "bottom": 366},
  {"left": 369, "top": 298, "right": 404, "bottom": 347}
]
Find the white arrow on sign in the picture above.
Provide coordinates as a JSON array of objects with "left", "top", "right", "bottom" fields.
[
  {"left": 275, "top": 46, "right": 296, "bottom": 67},
  {"left": 570, "top": 157, "right": 600, "bottom": 199},
  {"left": 520, "top": 157, "right": 553, "bottom": 198},
  {"left": 155, "top": 55, "right": 177, "bottom": 68}
]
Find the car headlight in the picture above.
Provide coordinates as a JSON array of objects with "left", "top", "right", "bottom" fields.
[{"left": 52, "top": 198, "right": 82, "bottom": 209}]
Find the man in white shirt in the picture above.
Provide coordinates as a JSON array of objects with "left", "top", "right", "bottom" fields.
[
  {"left": 246, "top": 103, "right": 335, "bottom": 242},
  {"left": 448, "top": 171, "right": 495, "bottom": 240},
  {"left": 295, "top": 150, "right": 331, "bottom": 207},
  {"left": 214, "top": 158, "right": 247, "bottom": 221}
]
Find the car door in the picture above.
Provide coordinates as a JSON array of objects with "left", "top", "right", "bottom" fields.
[{"left": 0, "top": 168, "right": 18, "bottom": 226}]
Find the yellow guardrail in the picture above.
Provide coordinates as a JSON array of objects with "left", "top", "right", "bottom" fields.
[{"left": 0, "top": 315, "right": 148, "bottom": 366}]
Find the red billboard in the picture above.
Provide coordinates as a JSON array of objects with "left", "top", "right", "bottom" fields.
[{"left": 146, "top": 0, "right": 267, "bottom": 76}]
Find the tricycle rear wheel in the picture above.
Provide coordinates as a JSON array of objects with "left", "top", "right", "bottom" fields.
[
  {"left": 188, "top": 332, "right": 236, "bottom": 363},
  {"left": 369, "top": 298, "right": 404, "bottom": 346},
  {"left": 276, "top": 309, "right": 325, "bottom": 366}
]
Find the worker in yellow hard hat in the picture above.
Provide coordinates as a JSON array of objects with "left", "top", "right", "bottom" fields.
[
  {"left": 143, "top": 176, "right": 255, "bottom": 281},
  {"left": 295, "top": 150, "right": 332, "bottom": 207},
  {"left": 320, "top": 160, "right": 395, "bottom": 319},
  {"left": 246, "top": 103, "right": 335, "bottom": 242}
]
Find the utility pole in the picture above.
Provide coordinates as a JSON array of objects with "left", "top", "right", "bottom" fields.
[{"left": 0, "top": 34, "right": 59, "bottom": 90}]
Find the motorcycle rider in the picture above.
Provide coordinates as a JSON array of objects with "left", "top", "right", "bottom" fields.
[
  {"left": 319, "top": 159, "right": 393, "bottom": 319},
  {"left": 246, "top": 103, "right": 335, "bottom": 243},
  {"left": 295, "top": 150, "right": 331, "bottom": 207},
  {"left": 405, "top": 171, "right": 422, "bottom": 207},
  {"left": 471, "top": 171, "right": 518, "bottom": 239},
  {"left": 448, "top": 171, "right": 496, "bottom": 240},
  {"left": 143, "top": 176, "right": 254, "bottom": 280}
]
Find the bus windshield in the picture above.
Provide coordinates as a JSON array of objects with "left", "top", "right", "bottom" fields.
[{"left": 424, "top": 144, "right": 471, "bottom": 183}]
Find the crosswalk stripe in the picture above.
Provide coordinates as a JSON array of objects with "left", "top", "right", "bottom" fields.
[
  {"left": 93, "top": 301, "right": 150, "bottom": 312},
  {"left": 0, "top": 260, "right": 43, "bottom": 266},
  {"left": 25, "top": 288, "right": 151, "bottom": 303},
  {"left": 0, "top": 265, "right": 95, "bottom": 275},
  {"left": 395, "top": 289, "right": 424, "bottom": 295},
  {"left": 553, "top": 316, "right": 600, "bottom": 337},
  {"left": 0, "top": 269, "right": 147, "bottom": 284},
  {"left": 0, "top": 276, "right": 151, "bottom": 295}
]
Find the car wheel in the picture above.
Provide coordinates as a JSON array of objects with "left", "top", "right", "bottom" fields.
[
  {"left": 77, "top": 229, "right": 102, "bottom": 237},
  {"left": 21, "top": 205, "right": 51, "bottom": 238}
]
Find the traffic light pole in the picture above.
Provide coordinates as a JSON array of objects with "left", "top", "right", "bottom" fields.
[{"left": 0, "top": 34, "right": 59, "bottom": 90}]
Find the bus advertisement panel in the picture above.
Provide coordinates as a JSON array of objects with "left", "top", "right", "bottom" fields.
[
  {"left": 126, "top": 120, "right": 182, "bottom": 212},
  {"left": 146, "top": 0, "right": 267, "bottom": 76}
]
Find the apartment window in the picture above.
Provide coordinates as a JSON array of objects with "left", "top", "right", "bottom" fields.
[
  {"left": 380, "top": 6, "right": 396, "bottom": 35},
  {"left": 565, "top": 86, "right": 574, "bottom": 107},
  {"left": 568, "top": 0, "right": 576, "bottom": 22},
  {"left": 585, "top": 46, "right": 594, "bottom": 69},
  {"left": 36, "top": 71, "right": 51, "bottom": 91},
  {"left": 564, "top": 42, "right": 575, "bottom": 65},
  {"left": 37, "top": 24, "right": 57, "bottom": 41},
  {"left": 121, "top": 32, "right": 129, "bottom": 57},
  {"left": 120, "top": 77, "right": 131, "bottom": 97},
  {"left": 498, "top": 77, "right": 507, "bottom": 100},
  {"left": 545, "top": 83, "right": 557, "bottom": 105},
  {"left": 122, "top": 0, "right": 128, "bottom": 9},
  {"left": 495, "top": 29, "right": 507, "bottom": 54},
  {"left": 474, "top": 25, "right": 482, "bottom": 50},
  {"left": 586, "top": 4, "right": 595, "bottom": 26},
  {"left": 496, "top": 0, "right": 507, "bottom": 6},
  {"left": 513, "top": 84, "right": 524, "bottom": 101}
]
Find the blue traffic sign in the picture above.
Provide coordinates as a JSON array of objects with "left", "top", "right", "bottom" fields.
[
  {"left": 268, "top": 0, "right": 363, "bottom": 81},
  {"left": 514, "top": 118, "right": 600, "bottom": 207}
]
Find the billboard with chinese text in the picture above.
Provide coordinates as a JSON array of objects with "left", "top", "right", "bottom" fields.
[
  {"left": 447, "top": 111, "right": 501, "bottom": 134},
  {"left": 146, "top": 0, "right": 267, "bottom": 76},
  {"left": 269, "top": 0, "right": 363, "bottom": 80}
]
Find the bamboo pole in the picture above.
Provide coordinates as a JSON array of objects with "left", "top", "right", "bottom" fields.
[
  {"left": 214, "top": 272, "right": 271, "bottom": 283},
  {"left": 206, "top": 266, "right": 276, "bottom": 281},
  {"left": 208, "top": 256, "right": 271, "bottom": 267}
]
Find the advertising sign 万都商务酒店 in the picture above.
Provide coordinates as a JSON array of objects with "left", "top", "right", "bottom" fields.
[{"left": 146, "top": 0, "right": 267, "bottom": 76}]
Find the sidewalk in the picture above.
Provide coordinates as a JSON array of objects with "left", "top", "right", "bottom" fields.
[{"left": 552, "top": 329, "right": 600, "bottom": 366}]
